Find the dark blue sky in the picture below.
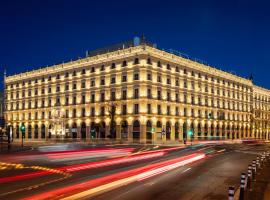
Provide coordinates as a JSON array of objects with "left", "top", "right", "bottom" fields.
[{"left": 1, "top": 0, "right": 270, "bottom": 89}]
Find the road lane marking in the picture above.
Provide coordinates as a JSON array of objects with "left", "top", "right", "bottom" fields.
[{"left": 182, "top": 167, "right": 191, "bottom": 173}]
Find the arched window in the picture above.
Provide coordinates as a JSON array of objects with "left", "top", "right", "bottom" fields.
[{"left": 134, "top": 58, "right": 139, "bottom": 65}]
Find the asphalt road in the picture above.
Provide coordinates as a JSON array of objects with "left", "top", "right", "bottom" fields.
[{"left": 0, "top": 143, "right": 269, "bottom": 200}]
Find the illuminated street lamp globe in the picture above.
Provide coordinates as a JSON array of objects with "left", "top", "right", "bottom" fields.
[{"left": 49, "top": 102, "right": 67, "bottom": 138}]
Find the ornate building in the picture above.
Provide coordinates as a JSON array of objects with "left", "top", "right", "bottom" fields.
[{"left": 4, "top": 37, "right": 269, "bottom": 143}]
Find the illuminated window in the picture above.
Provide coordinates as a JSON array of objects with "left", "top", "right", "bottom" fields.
[{"left": 134, "top": 104, "right": 139, "bottom": 114}]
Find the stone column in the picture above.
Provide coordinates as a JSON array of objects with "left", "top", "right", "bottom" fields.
[
  {"left": 25, "top": 125, "right": 28, "bottom": 141},
  {"left": 105, "top": 125, "right": 110, "bottom": 138},
  {"left": 152, "top": 124, "right": 157, "bottom": 143},
  {"left": 207, "top": 125, "right": 211, "bottom": 140},
  {"left": 170, "top": 125, "right": 175, "bottom": 142},
  {"left": 201, "top": 125, "right": 205, "bottom": 140},
  {"left": 86, "top": 125, "right": 90, "bottom": 139},
  {"left": 179, "top": 122, "right": 183, "bottom": 143},
  {"left": 77, "top": 125, "right": 81, "bottom": 139},
  {"left": 38, "top": 125, "right": 42, "bottom": 140},
  {"left": 213, "top": 124, "right": 217, "bottom": 139},
  {"left": 140, "top": 124, "right": 146, "bottom": 143},
  {"left": 45, "top": 125, "right": 49, "bottom": 140},
  {"left": 128, "top": 125, "right": 133, "bottom": 142},
  {"left": 194, "top": 125, "right": 198, "bottom": 141},
  {"left": 116, "top": 124, "right": 121, "bottom": 140}
]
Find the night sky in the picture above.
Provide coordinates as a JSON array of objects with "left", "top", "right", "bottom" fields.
[{"left": 1, "top": 0, "right": 270, "bottom": 89}]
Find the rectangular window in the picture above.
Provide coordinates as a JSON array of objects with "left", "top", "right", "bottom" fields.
[
  {"left": 73, "top": 96, "right": 76, "bottom": 105},
  {"left": 72, "top": 109, "right": 76, "bottom": 117},
  {"left": 100, "top": 78, "right": 105, "bottom": 85},
  {"left": 122, "top": 75, "right": 127, "bottom": 82},
  {"left": 65, "top": 97, "right": 69, "bottom": 105},
  {"left": 134, "top": 104, "right": 139, "bottom": 114},
  {"left": 122, "top": 104, "right": 127, "bottom": 115},
  {"left": 91, "top": 94, "right": 95, "bottom": 103},
  {"left": 147, "top": 88, "right": 152, "bottom": 99},
  {"left": 81, "top": 81, "right": 86, "bottom": 89},
  {"left": 81, "top": 95, "right": 85, "bottom": 104},
  {"left": 157, "top": 90, "right": 161, "bottom": 100},
  {"left": 100, "top": 92, "right": 105, "bottom": 102},
  {"left": 91, "top": 107, "right": 95, "bottom": 116},
  {"left": 147, "top": 104, "right": 151, "bottom": 114},
  {"left": 111, "top": 91, "right": 116, "bottom": 101},
  {"left": 122, "top": 90, "right": 127, "bottom": 100},
  {"left": 167, "top": 106, "right": 170, "bottom": 115},
  {"left": 134, "top": 73, "right": 139, "bottom": 81},
  {"left": 111, "top": 77, "right": 116, "bottom": 84},
  {"left": 158, "top": 105, "right": 161, "bottom": 115},
  {"left": 134, "top": 88, "right": 139, "bottom": 99}
]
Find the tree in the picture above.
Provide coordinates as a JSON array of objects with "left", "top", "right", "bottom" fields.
[{"left": 106, "top": 102, "right": 118, "bottom": 139}]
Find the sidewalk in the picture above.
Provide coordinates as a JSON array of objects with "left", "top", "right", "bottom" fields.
[
  {"left": 246, "top": 155, "right": 270, "bottom": 200},
  {"left": 0, "top": 143, "right": 32, "bottom": 153}
]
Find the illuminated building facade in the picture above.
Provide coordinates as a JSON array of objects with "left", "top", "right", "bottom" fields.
[{"left": 4, "top": 38, "right": 269, "bottom": 142}]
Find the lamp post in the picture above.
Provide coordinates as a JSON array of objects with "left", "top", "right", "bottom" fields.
[
  {"left": 188, "top": 129, "right": 194, "bottom": 146},
  {"left": 20, "top": 123, "right": 25, "bottom": 147}
]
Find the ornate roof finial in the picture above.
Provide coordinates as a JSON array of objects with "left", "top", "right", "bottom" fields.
[{"left": 249, "top": 73, "right": 253, "bottom": 82}]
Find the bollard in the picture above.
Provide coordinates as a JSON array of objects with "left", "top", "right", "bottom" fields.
[
  {"left": 252, "top": 160, "right": 256, "bottom": 176},
  {"left": 247, "top": 165, "right": 252, "bottom": 190},
  {"left": 239, "top": 173, "right": 246, "bottom": 200},
  {"left": 228, "top": 186, "right": 235, "bottom": 200},
  {"left": 256, "top": 157, "right": 260, "bottom": 169}
]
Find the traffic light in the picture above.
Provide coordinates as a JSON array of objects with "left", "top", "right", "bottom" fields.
[
  {"left": 188, "top": 129, "right": 193, "bottom": 137},
  {"left": 90, "top": 129, "right": 95, "bottom": 139},
  {"left": 20, "top": 124, "right": 26, "bottom": 138}
]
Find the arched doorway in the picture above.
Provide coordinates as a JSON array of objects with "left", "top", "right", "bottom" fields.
[
  {"left": 90, "top": 122, "right": 97, "bottom": 139},
  {"left": 183, "top": 122, "right": 187, "bottom": 140},
  {"left": 232, "top": 125, "right": 235, "bottom": 139},
  {"left": 7, "top": 125, "right": 13, "bottom": 140},
  {"left": 121, "top": 121, "right": 128, "bottom": 140},
  {"left": 81, "top": 122, "right": 86, "bottom": 139},
  {"left": 241, "top": 126, "right": 246, "bottom": 138},
  {"left": 41, "top": 124, "right": 45, "bottom": 139},
  {"left": 28, "top": 125, "right": 32, "bottom": 139},
  {"left": 204, "top": 124, "right": 208, "bottom": 140},
  {"left": 175, "top": 122, "right": 179, "bottom": 140},
  {"left": 48, "top": 124, "right": 52, "bottom": 138},
  {"left": 72, "top": 123, "right": 77, "bottom": 138},
  {"left": 156, "top": 121, "right": 162, "bottom": 140},
  {"left": 166, "top": 122, "right": 171, "bottom": 140},
  {"left": 133, "top": 120, "right": 140, "bottom": 141},
  {"left": 236, "top": 126, "right": 239, "bottom": 139},
  {"left": 34, "top": 124, "right": 38, "bottom": 139},
  {"left": 210, "top": 124, "right": 214, "bottom": 139},
  {"left": 100, "top": 121, "right": 106, "bottom": 139},
  {"left": 197, "top": 123, "right": 202, "bottom": 140},
  {"left": 16, "top": 125, "right": 19, "bottom": 139},
  {"left": 222, "top": 124, "right": 225, "bottom": 139},
  {"left": 146, "top": 120, "right": 152, "bottom": 142},
  {"left": 216, "top": 124, "right": 220, "bottom": 140},
  {"left": 227, "top": 125, "right": 230, "bottom": 139},
  {"left": 65, "top": 124, "right": 69, "bottom": 138}
]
